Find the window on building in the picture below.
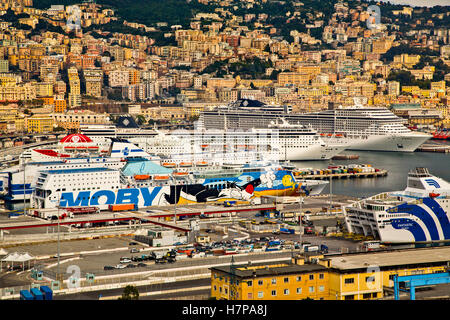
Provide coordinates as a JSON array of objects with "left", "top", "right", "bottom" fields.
[
  {"left": 271, "top": 290, "right": 277, "bottom": 296},
  {"left": 366, "top": 276, "right": 375, "bottom": 283},
  {"left": 309, "top": 274, "right": 314, "bottom": 280},
  {"left": 319, "top": 285, "right": 324, "bottom": 292},
  {"left": 344, "top": 295, "right": 355, "bottom": 300},
  {"left": 258, "top": 292, "right": 263, "bottom": 298},
  {"left": 284, "top": 289, "right": 289, "bottom": 295},
  {"left": 296, "top": 287, "right": 302, "bottom": 294},
  {"left": 271, "top": 278, "right": 277, "bottom": 285},
  {"left": 372, "top": 292, "right": 378, "bottom": 298},
  {"left": 247, "top": 293, "right": 252, "bottom": 299},
  {"left": 309, "top": 286, "right": 315, "bottom": 293},
  {"left": 284, "top": 277, "right": 289, "bottom": 283},
  {"left": 258, "top": 280, "right": 263, "bottom": 286},
  {"left": 363, "top": 293, "right": 371, "bottom": 299},
  {"left": 247, "top": 280, "right": 253, "bottom": 287},
  {"left": 344, "top": 278, "right": 354, "bottom": 284},
  {"left": 319, "top": 273, "right": 324, "bottom": 279},
  {"left": 296, "top": 276, "right": 302, "bottom": 281}
]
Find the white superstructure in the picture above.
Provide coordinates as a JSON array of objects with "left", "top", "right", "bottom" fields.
[
  {"left": 199, "top": 99, "right": 431, "bottom": 152},
  {"left": 343, "top": 168, "right": 450, "bottom": 243},
  {"left": 82, "top": 120, "right": 347, "bottom": 161}
]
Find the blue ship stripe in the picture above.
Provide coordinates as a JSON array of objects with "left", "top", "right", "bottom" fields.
[
  {"left": 391, "top": 218, "right": 427, "bottom": 242},
  {"left": 422, "top": 198, "right": 450, "bottom": 239},
  {"left": 396, "top": 203, "right": 440, "bottom": 241},
  {"left": 10, "top": 184, "right": 32, "bottom": 190}
]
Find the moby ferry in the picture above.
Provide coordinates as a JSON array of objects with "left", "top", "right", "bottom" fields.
[
  {"left": 343, "top": 168, "right": 450, "bottom": 243},
  {"left": 30, "top": 158, "right": 306, "bottom": 210}
]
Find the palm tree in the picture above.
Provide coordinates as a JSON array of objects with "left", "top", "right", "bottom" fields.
[{"left": 119, "top": 285, "right": 139, "bottom": 300}]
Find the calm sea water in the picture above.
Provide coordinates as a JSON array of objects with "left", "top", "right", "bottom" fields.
[{"left": 292, "top": 140, "right": 450, "bottom": 198}]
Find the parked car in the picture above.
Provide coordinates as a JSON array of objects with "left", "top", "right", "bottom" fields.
[
  {"left": 104, "top": 265, "right": 114, "bottom": 271},
  {"left": 130, "top": 248, "right": 139, "bottom": 253},
  {"left": 129, "top": 242, "right": 138, "bottom": 246},
  {"left": 137, "top": 263, "right": 147, "bottom": 267},
  {"left": 120, "top": 257, "right": 132, "bottom": 263},
  {"left": 115, "top": 264, "right": 126, "bottom": 269},
  {"left": 155, "top": 258, "right": 166, "bottom": 264},
  {"left": 126, "top": 264, "right": 137, "bottom": 268}
]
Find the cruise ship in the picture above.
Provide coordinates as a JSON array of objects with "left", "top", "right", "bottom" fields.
[
  {"left": 199, "top": 99, "right": 432, "bottom": 152},
  {"left": 31, "top": 159, "right": 312, "bottom": 210},
  {"left": 343, "top": 168, "right": 450, "bottom": 243},
  {"left": 81, "top": 118, "right": 347, "bottom": 161}
]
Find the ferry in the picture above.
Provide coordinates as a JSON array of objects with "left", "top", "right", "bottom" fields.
[
  {"left": 30, "top": 159, "right": 307, "bottom": 210},
  {"left": 2, "top": 134, "right": 328, "bottom": 206},
  {"left": 343, "top": 167, "right": 450, "bottom": 243}
]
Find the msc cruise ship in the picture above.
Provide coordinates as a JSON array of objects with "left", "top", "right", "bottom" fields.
[{"left": 199, "top": 99, "right": 431, "bottom": 152}]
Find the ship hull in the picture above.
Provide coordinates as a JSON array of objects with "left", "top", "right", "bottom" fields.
[{"left": 324, "top": 133, "right": 431, "bottom": 152}]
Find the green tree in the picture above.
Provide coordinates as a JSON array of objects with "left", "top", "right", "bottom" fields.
[{"left": 119, "top": 285, "right": 139, "bottom": 300}]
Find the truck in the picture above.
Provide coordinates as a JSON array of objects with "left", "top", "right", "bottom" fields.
[
  {"left": 304, "top": 226, "right": 314, "bottom": 235},
  {"left": 362, "top": 241, "right": 381, "bottom": 251},
  {"left": 223, "top": 201, "right": 236, "bottom": 207},
  {"left": 108, "top": 203, "right": 137, "bottom": 212},
  {"left": 268, "top": 240, "right": 281, "bottom": 246},
  {"left": 65, "top": 206, "right": 99, "bottom": 217},
  {"left": 280, "top": 228, "right": 295, "bottom": 234},
  {"left": 304, "top": 245, "right": 319, "bottom": 252}
]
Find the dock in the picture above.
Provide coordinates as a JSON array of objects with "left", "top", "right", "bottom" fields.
[
  {"left": 331, "top": 154, "right": 359, "bottom": 160},
  {"left": 416, "top": 144, "right": 450, "bottom": 153},
  {"left": 295, "top": 169, "right": 388, "bottom": 180}
]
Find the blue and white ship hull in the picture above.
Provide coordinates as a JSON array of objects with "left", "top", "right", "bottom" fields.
[{"left": 344, "top": 168, "right": 450, "bottom": 244}]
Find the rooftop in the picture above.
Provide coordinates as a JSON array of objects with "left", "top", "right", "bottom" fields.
[
  {"left": 211, "top": 261, "right": 327, "bottom": 279},
  {"left": 327, "top": 247, "right": 450, "bottom": 271}
]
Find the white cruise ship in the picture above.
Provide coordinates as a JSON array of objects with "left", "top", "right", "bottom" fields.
[
  {"left": 81, "top": 119, "right": 347, "bottom": 161},
  {"left": 343, "top": 168, "right": 450, "bottom": 244},
  {"left": 199, "top": 99, "right": 431, "bottom": 152}
]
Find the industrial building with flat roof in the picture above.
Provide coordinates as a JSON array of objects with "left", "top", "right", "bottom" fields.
[{"left": 210, "top": 247, "right": 450, "bottom": 300}]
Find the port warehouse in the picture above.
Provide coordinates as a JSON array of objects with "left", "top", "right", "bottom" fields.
[{"left": 210, "top": 246, "right": 450, "bottom": 300}]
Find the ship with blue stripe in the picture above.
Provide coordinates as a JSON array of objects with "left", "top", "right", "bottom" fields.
[{"left": 343, "top": 167, "right": 450, "bottom": 244}]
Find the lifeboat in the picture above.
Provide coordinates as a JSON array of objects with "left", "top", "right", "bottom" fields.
[
  {"left": 200, "top": 145, "right": 208, "bottom": 148},
  {"left": 327, "top": 134, "right": 333, "bottom": 137},
  {"left": 179, "top": 162, "right": 192, "bottom": 167},
  {"left": 174, "top": 172, "right": 188, "bottom": 177},
  {"left": 162, "top": 162, "right": 176, "bottom": 168},
  {"left": 320, "top": 133, "right": 325, "bottom": 136},
  {"left": 154, "top": 175, "right": 170, "bottom": 180},
  {"left": 196, "top": 161, "right": 208, "bottom": 166},
  {"left": 335, "top": 134, "right": 343, "bottom": 137},
  {"left": 135, "top": 174, "right": 150, "bottom": 180},
  {"left": 429, "top": 193, "right": 440, "bottom": 198}
]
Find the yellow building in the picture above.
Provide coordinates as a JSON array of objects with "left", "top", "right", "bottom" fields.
[
  {"left": 278, "top": 72, "right": 310, "bottom": 87},
  {"left": 393, "top": 54, "right": 421, "bottom": 68},
  {"left": 320, "top": 247, "right": 450, "bottom": 300},
  {"left": 210, "top": 247, "right": 450, "bottom": 300},
  {"left": 210, "top": 261, "right": 329, "bottom": 300},
  {"left": 26, "top": 115, "right": 54, "bottom": 133}
]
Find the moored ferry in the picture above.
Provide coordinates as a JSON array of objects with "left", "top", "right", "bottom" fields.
[
  {"left": 30, "top": 159, "right": 307, "bottom": 210},
  {"left": 343, "top": 168, "right": 450, "bottom": 243}
]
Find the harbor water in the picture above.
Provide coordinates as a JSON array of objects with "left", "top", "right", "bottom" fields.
[{"left": 292, "top": 140, "right": 450, "bottom": 199}]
